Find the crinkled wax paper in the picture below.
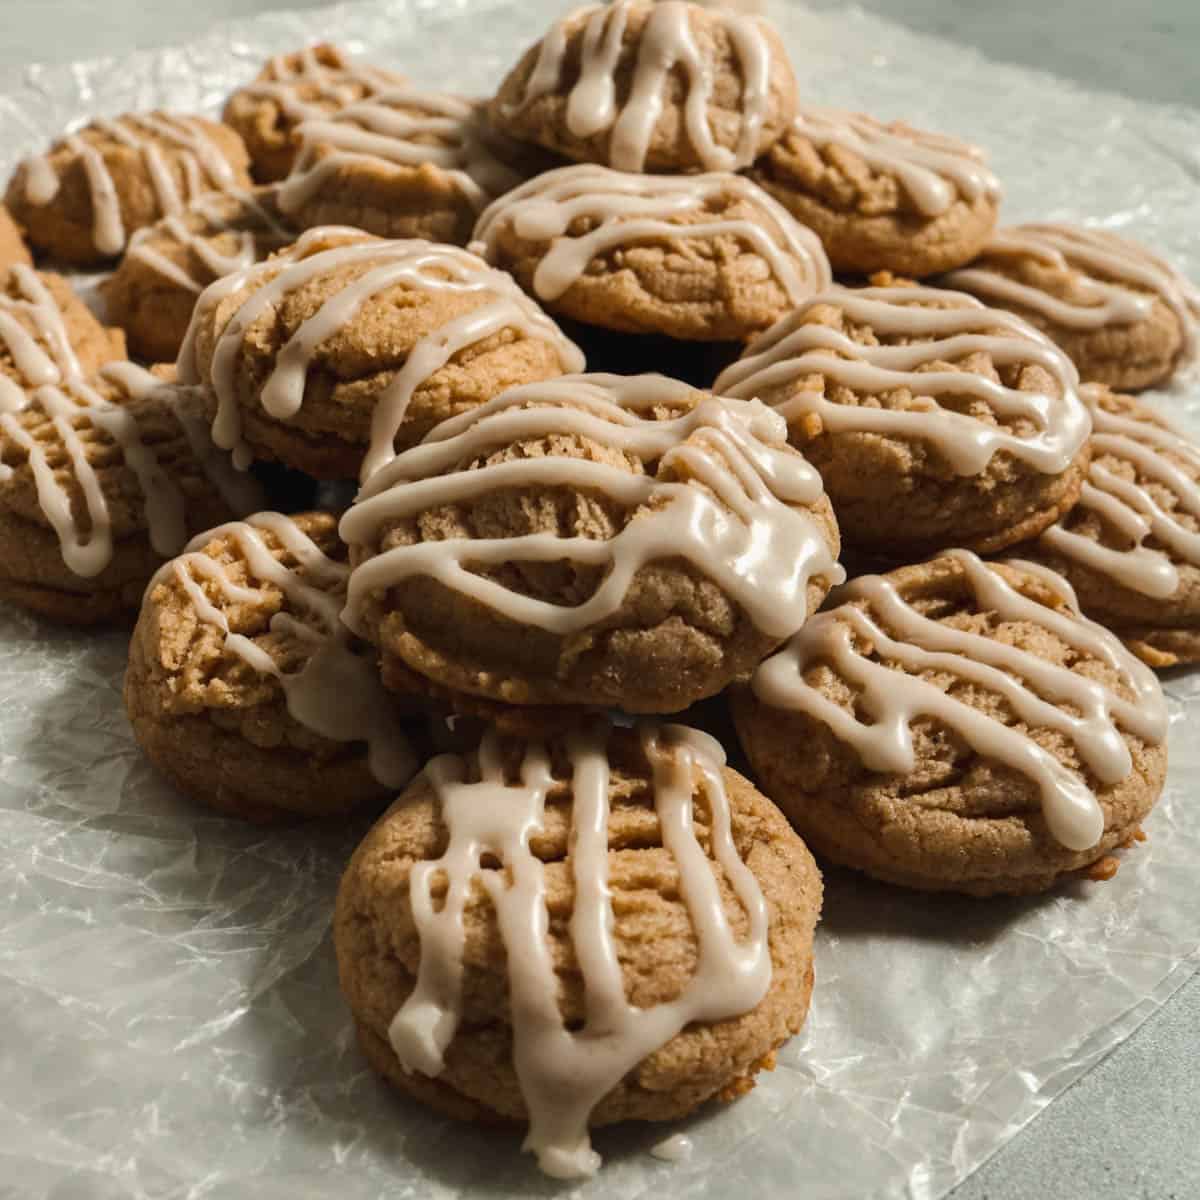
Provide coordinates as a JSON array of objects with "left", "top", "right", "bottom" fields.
[{"left": 1, "top": 3, "right": 1199, "bottom": 1198}]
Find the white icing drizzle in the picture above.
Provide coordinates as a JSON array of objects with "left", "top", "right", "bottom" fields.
[
  {"left": 714, "top": 284, "right": 1089, "bottom": 476},
  {"left": 1040, "top": 386, "right": 1200, "bottom": 599},
  {"left": 389, "top": 720, "right": 769, "bottom": 1179},
  {"left": 340, "top": 373, "right": 843, "bottom": 642},
  {"left": 650, "top": 1132, "right": 694, "bottom": 1163},
  {"left": 239, "top": 44, "right": 403, "bottom": 123},
  {"left": 470, "top": 163, "right": 831, "bottom": 305},
  {"left": 0, "top": 265, "right": 85, "bottom": 414},
  {"left": 788, "top": 105, "right": 1001, "bottom": 217},
  {"left": 752, "top": 550, "right": 1167, "bottom": 851},
  {"left": 148, "top": 511, "right": 415, "bottom": 790},
  {"left": 176, "top": 230, "right": 584, "bottom": 480},
  {"left": 510, "top": 0, "right": 774, "bottom": 171},
  {"left": 943, "top": 224, "right": 1200, "bottom": 363}
]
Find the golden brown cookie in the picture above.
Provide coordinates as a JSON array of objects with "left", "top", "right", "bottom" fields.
[
  {"left": 125, "top": 510, "right": 421, "bottom": 821},
  {"left": 0, "top": 205, "right": 32, "bottom": 270},
  {"left": 5, "top": 113, "right": 252, "bottom": 266},
  {"left": 100, "top": 187, "right": 295, "bottom": 363},
  {"left": 335, "top": 720, "right": 821, "bottom": 1177},
  {"left": 179, "top": 227, "right": 583, "bottom": 482},
  {"left": 941, "top": 224, "right": 1200, "bottom": 391},
  {"left": 714, "top": 282, "right": 1091, "bottom": 558},
  {"left": 222, "top": 43, "right": 407, "bottom": 182},
  {"left": 747, "top": 106, "right": 1001, "bottom": 277},
  {"left": 0, "top": 362, "right": 263, "bottom": 624},
  {"left": 734, "top": 552, "right": 1168, "bottom": 896},
  {"left": 339, "top": 373, "right": 843, "bottom": 723},
  {"left": 489, "top": 0, "right": 797, "bottom": 173},
  {"left": 471, "top": 163, "right": 831, "bottom": 342}
]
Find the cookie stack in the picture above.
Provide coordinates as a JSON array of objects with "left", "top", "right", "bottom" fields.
[{"left": 0, "top": 0, "right": 1195, "bottom": 1182}]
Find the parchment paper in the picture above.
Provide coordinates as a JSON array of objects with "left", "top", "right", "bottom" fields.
[{"left": 1, "top": 3, "right": 1198, "bottom": 1198}]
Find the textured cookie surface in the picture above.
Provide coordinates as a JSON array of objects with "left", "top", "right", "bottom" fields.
[{"left": 0, "top": 206, "right": 32, "bottom": 271}]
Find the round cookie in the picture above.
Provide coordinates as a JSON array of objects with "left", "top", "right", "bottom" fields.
[
  {"left": 734, "top": 551, "right": 1168, "bottom": 896},
  {"left": 489, "top": 0, "right": 797, "bottom": 173},
  {"left": 339, "top": 373, "right": 843, "bottom": 724},
  {"left": 6, "top": 113, "right": 253, "bottom": 266},
  {"left": 471, "top": 164, "right": 831, "bottom": 342},
  {"left": 714, "top": 282, "right": 1091, "bottom": 558},
  {"left": 178, "top": 227, "right": 584, "bottom": 482},
  {"left": 1, "top": 264, "right": 125, "bottom": 413},
  {"left": 747, "top": 105, "right": 1002, "bottom": 277},
  {"left": 126, "top": 510, "right": 419, "bottom": 822},
  {"left": 1020, "top": 385, "right": 1200, "bottom": 667},
  {"left": 223, "top": 43, "right": 407, "bottom": 183},
  {"left": 0, "top": 205, "right": 32, "bottom": 271},
  {"left": 101, "top": 187, "right": 296, "bottom": 363},
  {"left": 335, "top": 719, "right": 822, "bottom": 1177},
  {"left": 941, "top": 223, "right": 1200, "bottom": 391},
  {"left": 0, "top": 361, "right": 263, "bottom": 624}
]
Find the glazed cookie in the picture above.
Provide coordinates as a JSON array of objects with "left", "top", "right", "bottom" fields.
[
  {"left": 490, "top": 0, "right": 797, "bottom": 173},
  {"left": 714, "top": 283, "right": 1091, "bottom": 558},
  {"left": 942, "top": 224, "right": 1200, "bottom": 390},
  {"left": 747, "top": 105, "right": 1002, "bottom": 277},
  {"left": 1019, "top": 385, "right": 1200, "bottom": 667},
  {"left": 734, "top": 551, "right": 1168, "bottom": 896},
  {"left": 178, "top": 227, "right": 584, "bottom": 482},
  {"left": 471, "top": 164, "right": 831, "bottom": 342},
  {"left": 335, "top": 720, "right": 822, "bottom": 1177},
  {"left": 1, "top": 264, "right": 125, "bottom": 413},
  {"left": 0, "top": 206, "right": 32, "bottom": 271},
  {"left": 0, "top": 361, "right": 263, "bottom": 624},
  {"left": 223, "top": 43, "right": 407, "bottom": 182},
  {"left": 101, "top": 187, "right": 296, "bottom": 363},
  {"left": 339, "top": 373, "right": 843, "bottom": 724},
  {"left": 126, "top": 510, "right": 419, "bottom": 821},
  {"left": 6, "top": 113, "right": 253, "bottom": 266}
]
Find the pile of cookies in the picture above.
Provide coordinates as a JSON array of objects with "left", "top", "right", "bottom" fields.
[{"left": 2, "top": 0, "right": 1197, "bottom": 1180}]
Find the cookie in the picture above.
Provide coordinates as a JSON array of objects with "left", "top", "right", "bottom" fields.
[
  {"left": 126, "top": 510, "right": 420, "bottom": 821},
  {"left": 1, "top": 264, "right": 125, "bottom": 413},
  {"left": 747, "top": 105, "right": 1001, "bottom": 277},
  {"left": 0, "top": 361, "right": 263, "bottom": 624},
  {"left": 178, "top": 227, "right": 584, "bottom": 482},
  {"left": 489, "top": 0, "right": 797, "bottom": 173},
  {"left": 471, "top": 164, "right": 831, "bottom": 342},
  {"left": 223, "top": 43, "right": 407, "bottom": 183},
  {"left": 1018, "top": 385, "right": 1200, "bottom": 667},
  {"left": 0, "top": 205, "right": 32, "bottom": 271},
  {"left": 734, "top": 551, "right": 1168, "bottom": 896},
  {"left": 6, "top": 113, "right": 253, "bottom": 266},
  {"left": 334, "top": 720, "right": 821, "bottom": 1177},
  {"left": 714, "top": 282, "right": 1091, "bottom": 558},
  {"left": 941, "top": 223, "right": 1200, "bottom": 391},
  {"left": 100, "top": 187, "right": 296, "bottom": 363},
  {"left": 339, "top": 372, "right": 843, "bottom": 723}
]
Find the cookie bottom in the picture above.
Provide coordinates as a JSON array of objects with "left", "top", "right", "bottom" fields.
[
  {"left": 0, "top": 573, "right": 139, "bottom": 626},
  {"left": 1119, "top": 625, "right": 1200, "bottom": 670}
]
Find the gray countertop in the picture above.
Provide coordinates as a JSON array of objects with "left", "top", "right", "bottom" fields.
[{"left": 1, "top": 2, "right": 1197, "bottom": 1198}]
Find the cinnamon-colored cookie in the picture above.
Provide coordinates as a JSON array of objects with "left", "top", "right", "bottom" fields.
[
  {"left": 335, "top": 720, "right": 821, "bottom": 1177},
  {"left": 734, "top": 552, "right": 1168, "bottom": 896},
  {"left": 471, "top": 164, "right": 831, "bottom": 342},
  {"left": 489, "top": 0, "right": 797, "bottom": 173},
  {"left": 125, "top": 510, "right": 420, "bottom": 821},
  {"left": 0, "top": 206, "right": 32, "bottom": 271},
  {"left": 339, "top": 373, "right": 842, "bottom": 724},
  {"left": 941, "top": 224, "right": 1199, "bottom": 391},
  {"left": 714, "top": 282, "right": 1091, "bottom": 558},
  {"left": 5, "top": 113, "right": 252, "bottom": 266},
  {"left": 748, "top": 106, "right": 1001, "bottom": 277},
  {"left": 178, "top": 227, "right": 583, "bottom": 482}
]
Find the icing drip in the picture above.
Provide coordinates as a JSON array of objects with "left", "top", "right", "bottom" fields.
[
  {"left": 389, "top": 720, "right": 769, "bottom": 1179},
  {"left": 714, "top": 284, "right": 1089, "bottom": 476},
  {"left": 943, "top": 223, "right": 1200, "bottom": 362},
  {"left": 471, "top": 163, "right": 831, "bottom": 304},
  {"left": 240, "top": 45, "right": 402, "bottom": 123},
  {"left": 1040, "top": 387, "right": 1200, "bottom": 599},
  {"left": 789, "top": 105, "right": 1001, "bottom": 217},
  {"left": 512, "top": 0, "right": 774, "bottom": 171},
  {"left": 177, "top": 230, "right": 583, "bottom": 480},
  {"left": 752, "top": 550, "right": 1167, "bottom": 851},
  {"left": 650, "top": 1133, "right": 694, "bottom": 1163},
  {"left": 0, "top": 265, "right": 84, "bottom": 414},
  {"left": 340, "top": 373, "right": 844, "bottom": 642},
  {"left": 149, "top": 511, "right": 415, "bottom": 789}
]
